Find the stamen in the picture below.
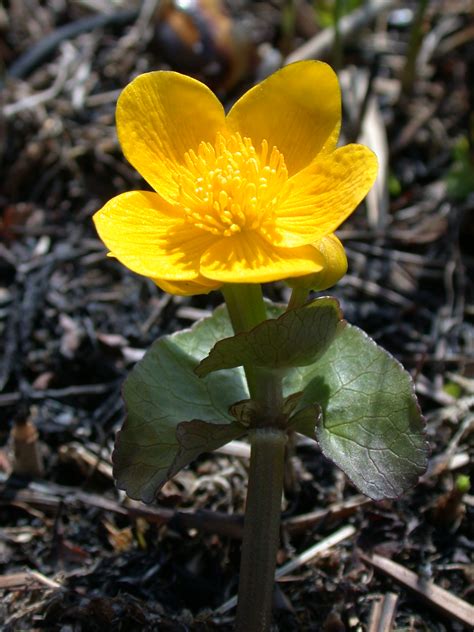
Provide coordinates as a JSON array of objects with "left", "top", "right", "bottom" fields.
[{"left": 174, "top": 132, "right": 288, "bottom": 238}]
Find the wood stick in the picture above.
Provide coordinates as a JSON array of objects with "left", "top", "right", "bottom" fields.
[
  {"left": 367, "top": 592, "right": 399, "bottom": 632},
  {"left": 0, "top": 477, "right": 244, "bottom": 539},
  {"left": 0, "top": 570, "right": 61, "bottom": 591},
  {"left": 283, "top": 496, "right": 370, "bottom": 534},
  {"left": 361, "top": 552, "right": 474, "bottom": 628}
]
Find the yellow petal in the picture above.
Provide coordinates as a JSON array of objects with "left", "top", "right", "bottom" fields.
[
  {"left": 226, "top": 61, "right": 340, "bottom": 176},
  {"left": 93, "top": 191, "right": 216, "bottom": 280},
  {"left": 200, "top": 232, "right": 324, "bottom": 283},
  {"left": 274, "top": 144, "right": 378, "bottom": 247},
  {"left": 117, "top": 72, "right": 226, "bottom": 201},
  {"left": 286, "top": 234, "right": 348, "bottom": 291},
  {"left": 153, "top": 276, "right": 222, "bottom": 296}
]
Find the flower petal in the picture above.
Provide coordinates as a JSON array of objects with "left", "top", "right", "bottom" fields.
[
  {"left": 93, "top": 191, "right": 216, "bottom": 280},
  {"left": 117, "top": 72, "right": 226, "bottom": 200},
  {"left": 226, "top": 61, "right": 340, "bottom": 176},
  {"left": 286, "top": 234, "right": 348, "bottom": 291},
  {"left": 153, "top": 276, "right": 222, "bottom": 296},
  {"left": 274, "top": 144, "right": 378, "bottom": 247},
  {"left": 200, "top": 232, "right": 324, "bottom": 283}
]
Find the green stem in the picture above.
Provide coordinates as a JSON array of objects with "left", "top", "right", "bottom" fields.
[
  {"left": 333, "top": 0, "right": 344, "bottom": 71},
  {"left": 287, "top": 286, "right": 309, "bottom": 310},
  {"left": 223, "top": 284, "right": 284, "bottom": 418},
  {"left": 401, "top": 0, "right": 429, "bottom": 97},
  {"left": 280, "top": 0, "right": 296, "bottom": 56},
  {"left": 222, "top": 284, "right": 287, "bottom": 630},
  {"left": 222, "top": 284, "right": 267, "bottom": 402},
  {"left": 235, "top": 428, "right": 287, "bottom": 632},
  {"left": 222, "top": 284, "right": 267, "bottom": 333}
]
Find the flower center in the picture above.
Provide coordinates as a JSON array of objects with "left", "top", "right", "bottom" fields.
[{"left": 175, "top": 132, "right": 288, "bottom": 238}]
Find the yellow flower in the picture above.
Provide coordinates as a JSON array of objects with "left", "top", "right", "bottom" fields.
[{"left": 94, "top": 61, "right": 377, "bottom": 296}]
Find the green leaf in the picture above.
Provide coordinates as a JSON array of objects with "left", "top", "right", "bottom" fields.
[
  {"left": 170, "top": 419, "right": 245, "bottom": 481},
  {"left": 229, "top": 399, "right": 259, "bottom": 426},
  {"left": 288, "top": 404, "right": 320, "bottom": 440},
  {"left": 113, "top": 306, "right": 248, "bottom": 503},
  {"left": 196, "top": 297, "right": 344, "bottom": 377},
  {"left": 228, "top": 391, "right": 305, "bottom": 428},
  {"left": 284, "top": 325, "right": 428, "bottom": 500}
]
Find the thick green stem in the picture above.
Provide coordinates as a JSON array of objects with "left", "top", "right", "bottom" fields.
[
  {"left": 223, "top": 284, "right": 284, "bottom": 418},
  {"left": 222, "top": 284, "right": 267, "bottom": 333},
  {"left": 235, "top": 428, "right": 287, "bottom": 632},
  {"left": 222, "top": 284, "right": 272, "bottom": 403},
  {"left": 222, "top": 284, "right": 287, "bottom": 630}
]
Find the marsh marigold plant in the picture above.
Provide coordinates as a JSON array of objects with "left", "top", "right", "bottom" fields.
[
  {"left": 93, "top": 62, "right": 428, "bottom": 632},
  {"left": 94, "top": 61, "right": 377, "bottom": 294}
]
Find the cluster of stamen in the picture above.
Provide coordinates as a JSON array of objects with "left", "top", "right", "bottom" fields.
[{"left": 174, "top": 132, "right": 288, "bottom": 238}]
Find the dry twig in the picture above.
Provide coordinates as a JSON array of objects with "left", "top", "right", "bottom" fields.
[{"left": 361, "top": 552, "right": 474, "bottom": 628}]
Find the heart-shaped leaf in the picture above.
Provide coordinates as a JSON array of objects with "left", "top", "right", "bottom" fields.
[
  {"left": 169, "top": 419, "right": 245, "bottom": 482},
  {"left": 196, "top": 297, "right": 344, "bottom": 377},
  {"left": 284, "top": 324, "right": 428, "bottom": 500},
  {"left": 113, "top": 306, "right": 248, "bottom": 502}
]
